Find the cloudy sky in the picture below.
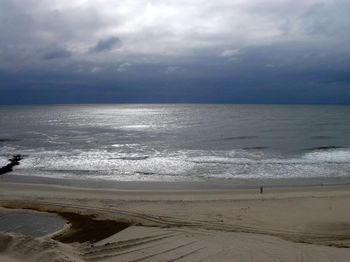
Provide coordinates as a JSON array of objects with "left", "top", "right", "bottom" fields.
[{"left": 1, "top": 0, "right": 350, "bottom": 104}]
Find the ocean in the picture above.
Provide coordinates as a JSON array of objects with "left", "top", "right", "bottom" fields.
[{"left": 1, "top": 104, "right": 350, "bottom": 183}]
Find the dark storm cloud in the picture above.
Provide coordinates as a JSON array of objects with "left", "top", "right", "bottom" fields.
[
  {"left": 0, "top": 0, "right": 350, "bottom": 104},
  {"left": 89, "top": 37, "right": 122, "bottom": 53}
]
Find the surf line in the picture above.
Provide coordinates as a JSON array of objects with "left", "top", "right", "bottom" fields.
[{"left": 0, "top": 154, "right": 23, "bottom": 175}]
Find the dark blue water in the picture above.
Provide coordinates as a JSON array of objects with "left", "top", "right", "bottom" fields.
[{"left": 0, "top": 104, "right": 350, "bottom": 181}]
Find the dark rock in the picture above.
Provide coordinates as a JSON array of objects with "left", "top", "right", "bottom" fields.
[{"left": 0, "top": 154, "right": 23, "bottom": 175}]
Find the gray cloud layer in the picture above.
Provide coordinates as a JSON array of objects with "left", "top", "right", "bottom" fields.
[
  {"left": 0, "top": 0, "right": 349, "bottom": 104},
  {"left": 41, "top": 45, "right": 72, "bottom": 60}
]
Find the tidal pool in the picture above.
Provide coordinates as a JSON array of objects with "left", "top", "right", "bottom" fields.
[{"left": 0, "top": 211, "right": 65, "bottom": 237}]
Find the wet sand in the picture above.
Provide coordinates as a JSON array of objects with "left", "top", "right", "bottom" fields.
[{"left": 1, "top": 179, "right": 350, "bottom": 261}]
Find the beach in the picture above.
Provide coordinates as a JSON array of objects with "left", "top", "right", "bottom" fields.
[
  {"left": 1, "top": 0, "right": 350, "bottom": 258},
  {"left": 1, "top": 176, "right": 350, "bottom": 261},
  {"left": 1, "top": 0, "right": 349, "bottom": 257}
]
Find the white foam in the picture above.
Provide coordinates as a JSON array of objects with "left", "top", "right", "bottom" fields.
[
  {"left": 0, "top": 146, "right": 18, "bottom": 153},
  {"left": 17, "top": 150, "right": 195, "bottom": 178},
  {"left": 121, "top": 125, "right": 152, "bottom": 130},
  {"left": 111, "top": 143, "right": 139, "bottom": 148},
  {"left": 0, "top": 157, "right": 9, "bottom": 167},
  {"left": 303, "top": 149, "right": 350, "bottom": 163},
  {"left": 12, "top": 147, "right": 350, "bottom": 182},
  {"left": 190, "top": 156, "right": 254, "bottom": 164}
]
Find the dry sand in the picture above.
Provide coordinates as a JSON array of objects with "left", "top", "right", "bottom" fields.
[{"left": 1, "top": 180, "right": 350, "bottom": 261}]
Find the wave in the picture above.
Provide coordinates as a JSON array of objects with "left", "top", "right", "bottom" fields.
[
  {"left": 111, "top": 156, "right": 149, "bottom": 161},
  {"left": 220, "top": 136, "right": 259, "bottom": 141},
  {"left": 304, "top": 146, "right": 343, "bottom": 151},
  {"left": 311, "top": 135, "right": 332, "bottom": 140},
  {"left": 9, "top": 146, "right": 350, "bottom": 182},
  {"left": 120, "top": 125, "right": 152, "bottom": 129},
  {"left": 0, "top": 157, "right": 9, "bottom": 166},
  {"left": 242, "top": 146, "right": 269, "bottom": 150},
  {"left": 303, "top": 149, "right": 350, "bottom": 163},
  {"left": 0, "top": 138, "right": 20, "bottom": 142},
  {"left": 111, "top": 144, "right": 139, "bottom": 148}
]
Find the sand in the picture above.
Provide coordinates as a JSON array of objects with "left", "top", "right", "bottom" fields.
[{"left": 1, "top": 180, "right": 350, "bottom": 261}]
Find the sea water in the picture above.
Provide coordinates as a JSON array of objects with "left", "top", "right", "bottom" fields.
[{"left": 0, "top": 104, "right": 349, "bottom": 182}]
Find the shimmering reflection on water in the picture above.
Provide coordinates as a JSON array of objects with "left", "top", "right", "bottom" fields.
[{"left": 1, "top": 104, "right": 350, "bottom": 181}]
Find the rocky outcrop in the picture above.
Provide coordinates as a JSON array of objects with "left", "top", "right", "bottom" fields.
[{"left": 0, "top": 155, "right": 23, "bottom": 175}]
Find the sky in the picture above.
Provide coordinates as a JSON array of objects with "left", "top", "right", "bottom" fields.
[{"left": 1, "top": 0, "right": 350, "bottom": 104}]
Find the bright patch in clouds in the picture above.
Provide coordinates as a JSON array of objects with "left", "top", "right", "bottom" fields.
[{"left": 2, "top": 0, "right": 349, "bottom": 69}]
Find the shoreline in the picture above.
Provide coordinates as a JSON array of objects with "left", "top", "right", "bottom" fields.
[{"left": 2, "top": 172, "right": 350, "bottom": 191}]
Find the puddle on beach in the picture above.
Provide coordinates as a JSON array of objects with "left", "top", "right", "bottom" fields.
[{"left": 0, "top": 211, "right": 65, "bottom": 237}]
